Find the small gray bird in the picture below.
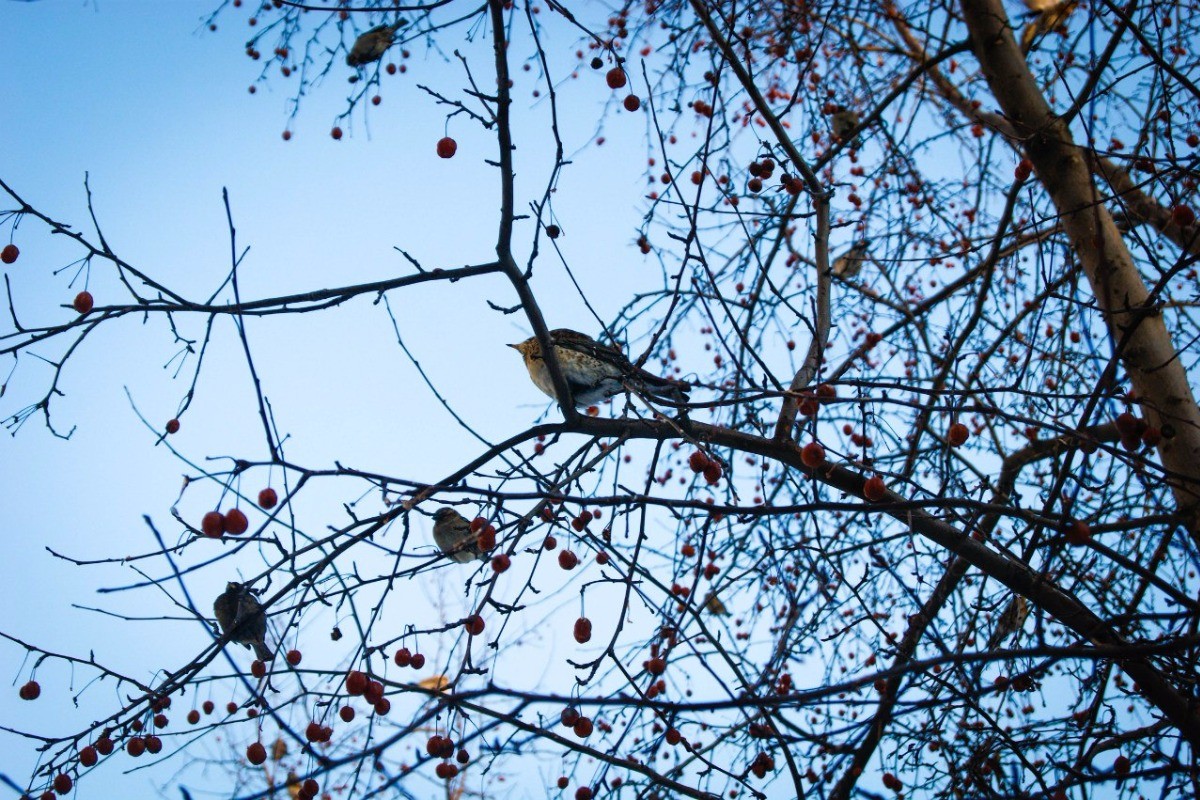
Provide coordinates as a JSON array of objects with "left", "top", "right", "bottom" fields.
[
  {"left": 508, "top": 329, "right": 689, "bottom": 408},
  {"left": 432, "top": 508, "right": 487, "bottom": 563},
  {"left": 346, "top": 21, "right": 403, "bottom": 67},
  {"left": 213, "top": 582, "right": 273, "bottom": 661},
  {"left": 986, "top": 594, "right": 1029, "bottom": 649},
  {"left": 830, "top": 108, "right": 860, "bottom": 142},
  {"left": 831, "top": 240, "right": 870, "bottom": 279}
]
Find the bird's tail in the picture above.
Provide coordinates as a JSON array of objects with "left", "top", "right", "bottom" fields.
[
  {"left": 253, "top": 641, "right": 275, "bottom": 662},
  {"left": 634, "top": 372, "right": 690, "bottom": 404}
]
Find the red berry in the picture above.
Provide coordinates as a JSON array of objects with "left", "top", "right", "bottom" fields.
[
  {"left": 73, "top": 291, "right": 94, "bottom": 314},
  {"left": 623, "top": 94, "right": 640, "bottom": 111},
  {"left": 95, "top": 736, "right": 114, "bottom": 755},
  {"left": 436, "top": 136, "right": 457, "bottom": 158},
  {"left": 393, "top": 648, "right": 412, "bottom": 668},
  {"left": 863, "top": 475, "right": 886, "bottom": 502},
  {"left": 947, "top": 423, "right": 970, "bottom": 447},
  {"left": 605, "top": 67, "right": 627, "bottom": 89},
  {"left": 257, "top": 488, "right": 278, "bottom": 509},
  {"left": 476, "top": 524, "right": 497, "bottom": 551},
  {"left": 202, "top": 700, "right": 215, "bottom": 714},
  {"left": 464, "top": 614, "right": 485, "bottom": 636},
  {"left": 165, "top": 418, "right": 180, "bottom": 434},
  {"left": 491, "top": 553, "right": 511, "bottom": 573},
  {"left": 545, "top": 225, "right": 561, "bottom": 239},
  {"left": 572, "top": 716, "right": 594, "bottom": 737},
  {"left": 647, "top": 656, "right": 666, "bottom": 675},
  {"left": 1172, "top": 205, "right": 1195, "bottom": 227},
  {"left": 346, "top": 670, "right": 369, "bottom": 694},
  {"left": 702, "top": 462, "right": 722, "bottom": 485},
  {"left": 800, "top": 441, "right": 825, "bottom": 468},
  {"left": 201, "top": 511, "right": 224, "bottom": 538},
  {"left": 53, "top": 774, "right": 72, "bottom": 795},
  {"left": 305, "top": 721, "right": 323, "bottom": 742},
  {"left": 250, "top": 659, "right": 266, "bottom": 678},
  {"left": 558, "top": 550, "right": 579, "bottom": 570},
  {"left": 285, "top": 649, "right": 302, "bottom": 666},
  {"left": 410, "top": 652, "right": 426, "bottom": 669},
  {"left": 1114, "top": 754, "right": 1131, "bottom": 776},
  {"left": 79, "top": 744, "right": 98, "bottom": 767},
  {"left": 573, "top": 617, "right": 592, "bottom": 643},
  {"left": 435, "top": 762, "right": 458, "bottom": 779},
  {"left": 246, "top": 741, "right": 267, "bottom": 764},
  {"left": 364, "top": 680, "right": 384, "bottom": 704},
  {"left": 282, "top": 130, "right": 292, "bottom": 141},
  {"left": 560, "top": 707, "right": 580, "bottom": 727},
  {"left": 543, "top": 535, "right": 557, "bottom": 550},
  {"left": 687, "top": 451, "right": 709, "bottom": 472},
  {"left": 302, "top": 779, "right": 319, "bottom": 797},
  {"left": 153, "top": 713, "right": 168, "bottom": 728},
  {"left": 1066, "top": 520, "right": 1092, "bottom": 546},
  {"left": 374, "top": 698, "right": 391, "bottom": 715},
  {"left": 1, "top": 244, "right": 18, "bottom": 264},
  {"left": 575, "top": 788, "right": 594, "bottom": 800},
  {"left": 19, "top": 680, "right": 40, "bottom": 700},
  {"left": 331, "top": 126, "right": 343, "bottom": 140},
  {"left": 223, "top": 508, "right": 249, "bottom": 536},
  {"left": 126, "top": 737, "right": 145, "bottom": 757},
  {"left": 144, "top": 734, "right": 162, "bottom": 753},
  {"left": 340, "top": 705, "right": 355, "bottom": 722},
  {"left": 681, "top": 544, "right": 696, "bottom": 558},
  {"left": 665, "top": 727, "right": 682, "bottom": 745},
  {"left": 187, "top": 709, "right": 200, "bottom": 724},
  {"left": 557, "top": 777, "right": 569, "bottom": 789},
  {"left": 226, "top": 701, "right": 238, "bottom": 714}
]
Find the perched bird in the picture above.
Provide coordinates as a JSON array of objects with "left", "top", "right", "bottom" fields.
[
  {"left": 830, "top": 107, "right": 860, "bottom": 143},
  {"left": 986, "top": 594, "right": 1029, "bottom": 649},
  {"left": 831, "top": 240, "right": 871, "bottom": 280},
  {"left": 508, "top": 329, "right": 690, "bottom": 408},
  {"left": 703, "top": 591, "right": 730, "bottom": 616},
  {"left": 432, "top": 508, "right": 487, "bottom": 563},
  {"left": 213, "top": 582, "right": 273, "bottom": 661},
  {"left": 1020, "top": 0, "right": 1078, "bottom": 51},
  {"left": 346, "top": 21, "right": 403, "bottom": 67}
]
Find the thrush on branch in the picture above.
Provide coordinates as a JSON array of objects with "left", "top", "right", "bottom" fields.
[
  {"left": 831, "top": 240, "right": 870, "bottom": 279},
  {"left": 432, "top": 508, "right": 488, "bottom": 563},
  {"left": 508, "top": 329, "right": 689, "bottom": 408},
  {"left": 1020, "top": 0, "right": 1078, "bottom": 51},
  {"left": 986, "top": 594, "right": 1029, "bottom": 649},
  {"left": 213, "top": 582, "right": 274, "bottom": 661},
  {"left": 346, "top": 21, "right": 403, "bottom": 67},
  {"left": 830, "top": 108, "right": 860, "bottom": 144}
]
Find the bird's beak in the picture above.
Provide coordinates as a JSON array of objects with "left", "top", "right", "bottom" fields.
[{"left": 506, "top": 343, "right": 519, "bottom": 350}]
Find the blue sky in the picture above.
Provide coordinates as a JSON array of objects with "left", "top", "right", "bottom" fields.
[{"left": 0, "top": 2, "right": 692, "bottom": 796}]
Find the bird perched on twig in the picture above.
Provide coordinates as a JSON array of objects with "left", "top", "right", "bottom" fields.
[
  {"left": 432, "top": 508, "right": 488, "bottom": 563},
  {"left": 830, "top": 107, "right": 860, "bottom": 144},
  {"left": 1020, "top": 0, "right": 1078, "bottom": 51},
  {"left": 986, "top": 594, "right": 1029, "bottom": 649},
  {"left": 831, "top": 240, "right": 871, "bottom": 280},
  {"left": 346, "top": 21, "right": 404, "bottom": 67},
  {"left": 213, "top": 582, "right": 273, "bottom": 661},
  {"left": 508, "top": 329, "right": 690, "bottom": 408}
]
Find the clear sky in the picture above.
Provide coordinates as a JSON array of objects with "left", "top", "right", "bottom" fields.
[{"left": 0, "top": 2, "right": 689, "bottom": 796}]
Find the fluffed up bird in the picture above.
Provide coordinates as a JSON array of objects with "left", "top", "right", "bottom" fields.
[
  {"left": 508, "top": 329, "right": 690, "bottom": 408},
  {"left": 213, "top": 582, "right": 274, "bottom": 661},
  {"left": 432, "top": 508, "right": 488, "bottom": 563},
  {"left": 830, "top": 107, "right": 860, "bottom": 143},
  {"left": 703, "top": 591, "right": 730, "bottom": 616},
  {"left": 346, "top": 21, "right": 404, "bottom": 67},
  {"left": 986, "top": 594, "right": 1029, "bottom": 649},
  {"left": 831, "top": 240, "right": 871, "bottom": 279}
]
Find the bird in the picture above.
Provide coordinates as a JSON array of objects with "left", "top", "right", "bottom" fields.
[
  {"left": 508, "top": 329, "right": 690, "bottom": 408},
  {"left": 986, "top": 594, "right": 1029, "bottom": 649},
  {"left": 346, "top": 21, "right": 403, "bottom": 67},
  {"left": 703, "top": 591, "right": 730, "bottom": 616},
  {"left": 1020, "top": 0, "right": 1078, "bottom": 51},
  {"left": 432, "top": 508, "right": 488, "bottom": 563},
  {"left": 213, "top": 582, "right": 274, "bottom": 661},
  {"left": 831, "top": 240, "right": 871, "bottom": 280},
  {"left": 830, "top": 108, "right": 860, "bottom": 143}
]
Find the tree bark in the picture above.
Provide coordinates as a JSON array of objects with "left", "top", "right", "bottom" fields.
[{"left": 960, "top": 0, "right": 1200, "bottom": 542}]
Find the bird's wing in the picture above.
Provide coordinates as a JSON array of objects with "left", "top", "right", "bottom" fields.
[{"left": 550, "top": 330, "right": 634, "bottom": 370}]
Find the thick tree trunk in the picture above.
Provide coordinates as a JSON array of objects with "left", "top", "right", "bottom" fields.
[{"left": 960, "top": 0, "right": 1200, "bottom": 540}]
